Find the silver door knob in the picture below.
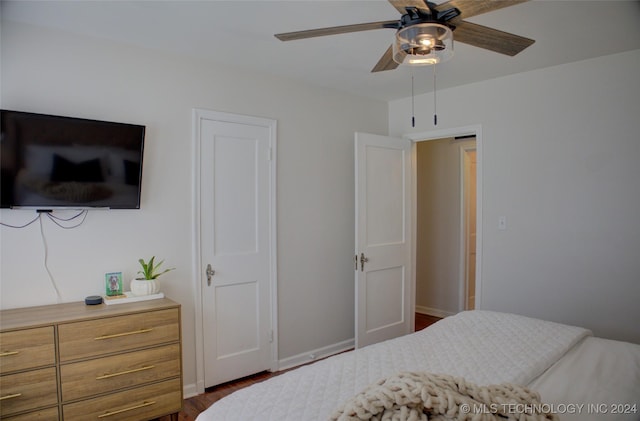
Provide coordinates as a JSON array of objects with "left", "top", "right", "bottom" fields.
[
  {"left": 206, "top": 264, "right": 215, "bottom": 286},
  {"left": 360, "top": 253, "right": 369, "bottom": 271}
]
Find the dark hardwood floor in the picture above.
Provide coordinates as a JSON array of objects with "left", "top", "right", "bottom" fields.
[
  {"left": 157, "top": 313, "right": 441, "bottom": 421},
  {"left": 415, "top": 312, "right": 441, "bottom": 331}
]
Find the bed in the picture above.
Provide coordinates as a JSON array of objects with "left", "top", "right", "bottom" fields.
[{"left": 196, "top": 310, "right": 640, "bottom": 420}]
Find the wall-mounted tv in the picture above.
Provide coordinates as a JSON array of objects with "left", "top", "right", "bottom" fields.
[{"left": 1, "top": 110, "right": 145, "bottom": 210}]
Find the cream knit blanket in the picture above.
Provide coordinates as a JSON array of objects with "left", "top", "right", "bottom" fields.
[{"left": 330, "top": 372, "right": 557, "bottom": 421}]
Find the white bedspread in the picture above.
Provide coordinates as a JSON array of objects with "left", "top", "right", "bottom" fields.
[
  {"left": 529, "top": 336, "right": 640, "bottom": 421},
  {"left": 197, "top": 311, "right": 590, "bottom": 421}
]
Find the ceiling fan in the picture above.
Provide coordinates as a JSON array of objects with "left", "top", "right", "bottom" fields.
[{"left": 275, "top": 0, "right": 535, "bottom": 72}]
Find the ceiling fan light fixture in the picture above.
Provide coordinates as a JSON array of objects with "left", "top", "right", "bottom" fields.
[{"left": 393, "top": 23, "right": 453, "bottom": 66}]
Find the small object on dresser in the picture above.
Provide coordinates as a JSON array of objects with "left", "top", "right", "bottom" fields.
[
  {"left": 105, "top": 271, "right": 123, "bottom": 296},
  {"left": 130, "top": 256, "right": 175, "bottom": 296},
  {"left": 84, "top": 295, "right": 103, "bottom": 305},
  {"left": 103, "top": 291, "right": 165, "bottom": 305}
]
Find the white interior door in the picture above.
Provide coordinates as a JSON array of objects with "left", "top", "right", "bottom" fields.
[
  {"left": 198, "top": 111, "right": 275, "bottom": 388},
  {"left": 355, "top": 132, "right": 413, "bottom": 348}
]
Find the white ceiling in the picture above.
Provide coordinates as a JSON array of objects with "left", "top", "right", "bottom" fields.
[{"left": 3, "top": 0, "right": 640, "bottom": 101}]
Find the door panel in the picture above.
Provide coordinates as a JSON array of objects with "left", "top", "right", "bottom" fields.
[
  {"left": 365, "top": 147, "right": 405, "bottom": 246},
  {"left": 215, "top": 281, "right": 259, "bottom": 357},
  {"left": 199, "top": 115, "right": 274, "bottom": 388},
  {"left": 213, "top": 136, "right": 258, "bottom": 255},
  {"left": 355, "top": 132, "right": 412, "bottom": 348},
  {"left": 365, "top": 266, "right": 405, "bottom": 332}
]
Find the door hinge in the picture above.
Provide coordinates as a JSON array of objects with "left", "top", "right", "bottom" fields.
[{"left": 269, "top": 330, "right": 274, "bottom": 343}]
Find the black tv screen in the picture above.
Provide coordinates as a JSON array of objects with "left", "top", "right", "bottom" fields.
[{"left": 1, "top": 110, "right": 145, "bottom": 209}]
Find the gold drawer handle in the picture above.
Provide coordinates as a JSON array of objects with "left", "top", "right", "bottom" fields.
[
  {"left": 97, "top": 400, "right": 156, "bottom": 418},
  {"left": 0, "top": 393, "right": 22, "bottom": 401},
  {"left": 94, "top": 328, "right": 153, "bottom": 340},
  {"left": 96, "top": 365, "right": 155, "bottom": 380},
  {"left": 0, "top": 351, "right": 19, "bottom": 357}
]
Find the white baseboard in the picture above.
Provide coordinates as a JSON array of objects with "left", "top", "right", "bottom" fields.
[
  {"left": 184, "top": 383, "right": 199, "bottom": 399},
  {"left": 277, "top": 338, "right": 355, "bottom": 371},
  {"left": 415, "top": 305, "right": 456, "bottom": 318}
]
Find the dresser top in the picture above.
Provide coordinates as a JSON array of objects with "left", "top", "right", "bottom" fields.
[{"left": 0, "top": 298, "right": 180, "bottom": 331}]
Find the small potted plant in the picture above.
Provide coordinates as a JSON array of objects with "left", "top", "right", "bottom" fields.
[{"left": 130, "top": 256, "right": 175, "bottom": 296}]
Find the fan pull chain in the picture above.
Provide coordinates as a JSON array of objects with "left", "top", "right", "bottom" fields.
[
  {"left": 433, "top": 64, "right": 438, "bottom": 126},
  {"left": 411, "top": 70, "right": 415, "bottom": 127}
]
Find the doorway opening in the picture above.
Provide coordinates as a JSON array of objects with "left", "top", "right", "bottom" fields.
[{"left": 409, "top": 125, "right": 482, "bottom": 321}]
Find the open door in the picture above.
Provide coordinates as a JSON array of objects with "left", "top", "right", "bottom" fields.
[{"left": 355, "top": 132, "right": 413, "bottom": 348}]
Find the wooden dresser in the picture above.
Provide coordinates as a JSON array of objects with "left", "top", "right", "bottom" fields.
[{"left": 0, "top": 298, "right": 182, "bottom": 420}]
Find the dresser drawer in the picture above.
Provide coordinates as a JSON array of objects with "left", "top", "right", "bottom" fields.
[
  {"left": 2, "top": 406, "right": 59, "bottom": 421},
  {"left": 0, "top": 367, "right": 57, "bottom": 417},
  {"left": 0, "top": 327, "right": 55, "bottom": 373},
  {"left": 61, "top": 343, "right": 181, "bottom": 401},
  {"left": 62, "top": 377, "right": 182, "bottom": 421},
  {"left": 58, "top": 308, "right": 179, "bottom": 362}
]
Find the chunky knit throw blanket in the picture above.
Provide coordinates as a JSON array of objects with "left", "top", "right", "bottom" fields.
[{"left": 330, "top": 372, "right": 557, "bottom": 421}]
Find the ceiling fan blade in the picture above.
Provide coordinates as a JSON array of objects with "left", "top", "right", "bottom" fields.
[
  {"left": 275, "top": 20, "right": 398, "bottom": 41},
  {"left": 371, "top": 46, "right": 400, "bottom": 73},
  {"left": 387, "top": 0, "right": 430, "bottom": 14},
  {"left": 453, "top": 20, "right": 534, "bottom": 56},
  {"left": 435, "top": 0, "right": 529, "bottom": 21}
]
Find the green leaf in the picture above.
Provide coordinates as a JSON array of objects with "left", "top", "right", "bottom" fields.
[{"left": 137, "top": 256, "right": 174, "bottom": 280}]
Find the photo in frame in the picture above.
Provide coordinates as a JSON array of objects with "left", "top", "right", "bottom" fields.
[{"left": 105, "top": 272, "right": 123, "bottom": 296}]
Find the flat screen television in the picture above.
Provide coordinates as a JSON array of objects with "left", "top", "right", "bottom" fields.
[{"left": 1, "top": 109, "right": 145, "bottom": 209}]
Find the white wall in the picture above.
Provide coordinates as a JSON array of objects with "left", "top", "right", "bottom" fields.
[
  {"left": 390, "top": 49, "right": 640, "bottom": 343},
  {"left": 0, "top": 21, "right": 388, "bottom": 392}
]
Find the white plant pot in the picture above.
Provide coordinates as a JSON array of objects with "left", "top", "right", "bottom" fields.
[{"left": 130, "top": 278, "right": 160, "bottom": 296}]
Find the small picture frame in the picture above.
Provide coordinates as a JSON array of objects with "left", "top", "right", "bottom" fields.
[{"left": 105, "top": 272, "right": 123, "bottom": 296}]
